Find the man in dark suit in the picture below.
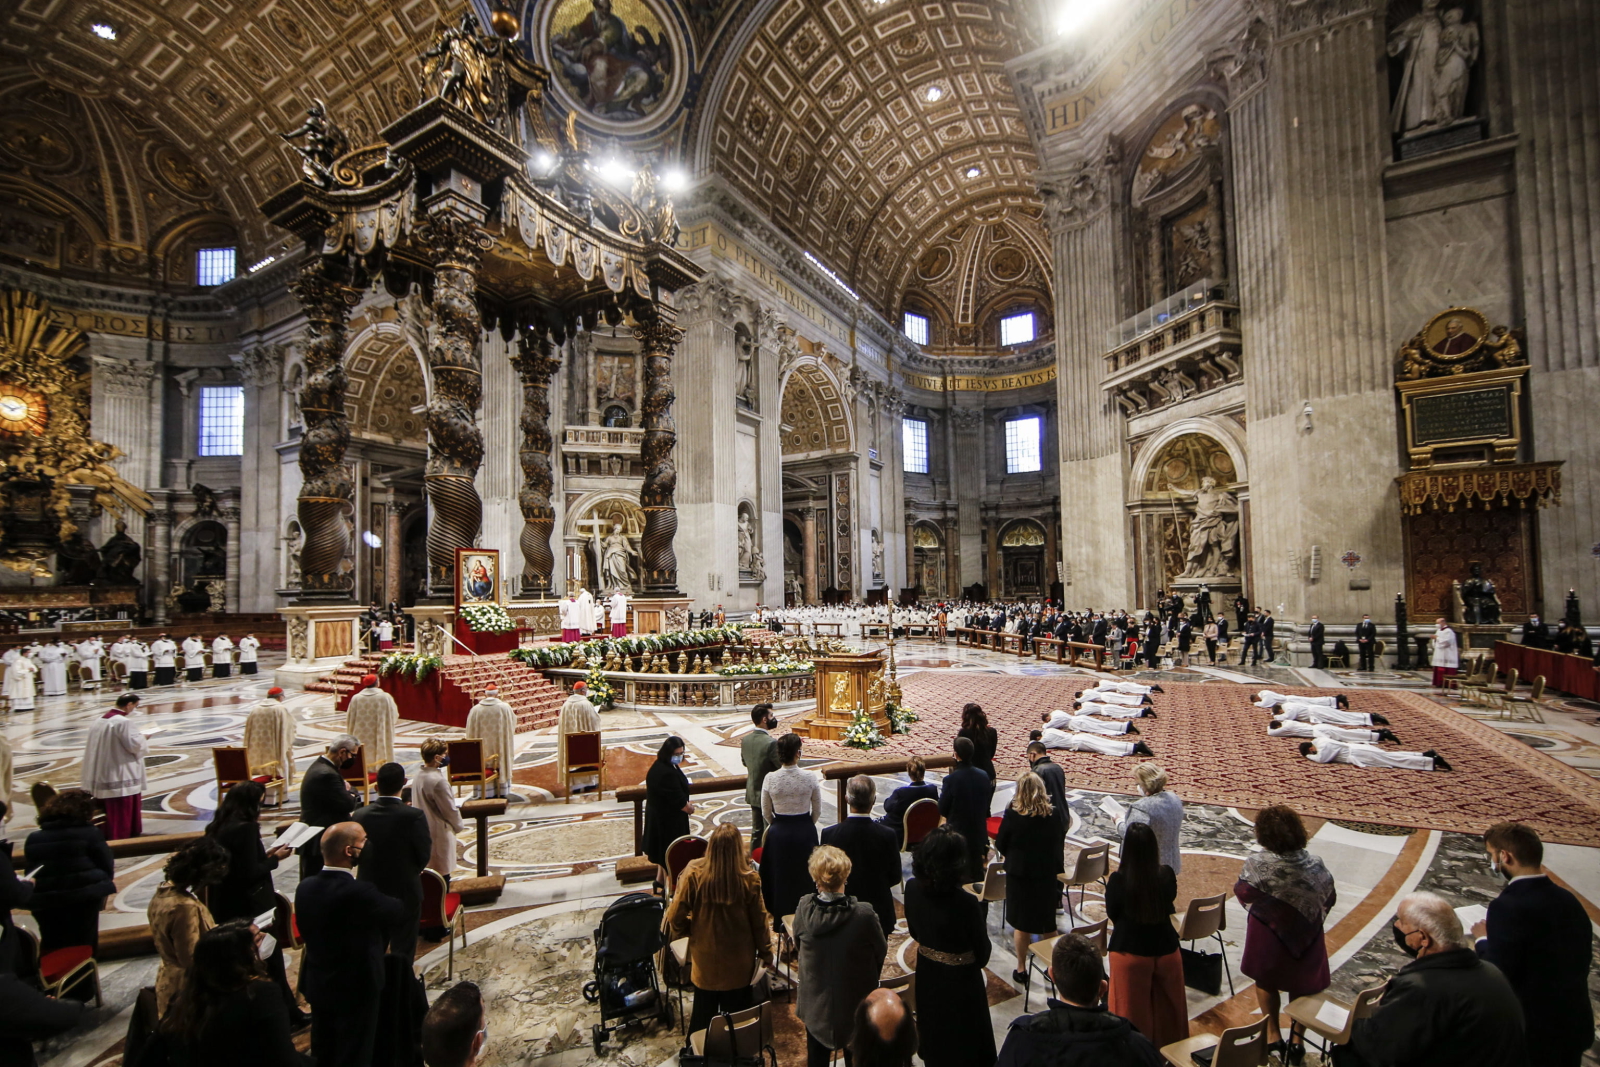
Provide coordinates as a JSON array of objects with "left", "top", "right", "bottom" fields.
[
  {"left": 1520, "top": 614, "right": 1550, "bottom": 649},
  {"left": 1141, "top": 623, "right": 1162, "bottom": 670},
  {"left": 1354, "top": 614, "right": 1378, "bottom": 672},
  {"left": 820, "top": 775, "right": 901, "bottom": 935},
  {"left": 1259, "top": 610, "right": 1276, "bottom": 663},
  {"left": 298, "top": 734, "right": 363, "bottom": 877},
  {"left": 353, "top": 762, "right": 432, "bottom": 962},
  {"left": 1242, "top": 615, "right": 1261, "bottom": 664},
  {"left": 1026, "top": 742, "right": 1069, "bottom": 829},
  {"left": 1090, "top": 614, "right": 1108, "bottom": 647},
  {"left": 1213, "top": 615, "right": 1229, "bottom": 663},
  {"left": 1233, "top": 593, "right": 1249, "bottom": 633},
  {"left": 296, "top": 821, "right": 406, "bottom": 1067},
  {"left": 1473, "top": 822, "right": 1594, "bottom": 1067},
  {"left": 1175, "top": 614, "right": 1194, "bottom": 667},
  {"left": 938, "top": 736, "right": 994, "bottom": 882},
  {"left": 880, "top": 755, "right": 938, "bottom": 847},
  {"left": 1308, "top": 614, "right": 1326, "bottom": 670}
]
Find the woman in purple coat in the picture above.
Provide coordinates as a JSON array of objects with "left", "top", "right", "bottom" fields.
[{"left": 1233, "top": 805, "right": 1335, "bottom": 1066}]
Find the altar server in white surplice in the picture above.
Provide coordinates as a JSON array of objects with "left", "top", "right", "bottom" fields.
[
  {"left": 181, "top": 634, "right": 206, "bottom": 682},
  {"left": 1300, "top": 736, "right": 1450, "bottom": 772},
  {"left": 211, "top": 634, "right": 234, "bottom": 678},
  {"left": 556, "top": 681, "right": 601, "bottom": 796},
  {"left": 37, "top": 642, "right": 67, "bottom": 697},
  {"left": 243, "top": 686, "right": 299, "bottom": 793},
  {"left": 150, "top": 634, "right": 178, "bottom": 686},
  {"left": 609, "top": 590, "right": 629, "bottom": 638},
  {"left": 465, "top": 685, "right": 517, "bottom": 799},
  {"left": 345, "top": 674, "right": 398, "bottom": 768},
  {"left": 237, "top": 633, "right": 261, "bottom": 675},
  {"left": 558, "top": 594, "right": 580, "bottom": 642},
  {"left": 127, "top": 639, "right": 151, "bottom": 689},
  {"left": 74, "top": 636, "right": 105, "bottom": 685},
  {"left": 575, "top": 588, "right": 596, "bottom": 638}
]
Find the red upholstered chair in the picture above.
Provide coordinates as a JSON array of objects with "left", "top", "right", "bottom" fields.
[
  {"left": 985, "top": 816, "right": 1002, "bottom": 840},
  {"left": 342, "top": 744, "right": 375, "bottom": 803},
  {"left": 661, "top": 834, "right": 708, "bottom": 898},
  {"left": 421, "top": 868, "right": 466, "bottom": 979},
  {"left": 563, "top": 731, "right": 606, "bottom": 803},
  {"left": 901, "top": 798, "right": 941, "bottom": 853},
  {"left": 13, "top": 927, "right": 100, "bottom": 1006},
  {"left": 214, "top": 747, "right": 287, "bottom": 808},
  {"left": 446, "top": 739, "right": 500, "bottom": 798}
]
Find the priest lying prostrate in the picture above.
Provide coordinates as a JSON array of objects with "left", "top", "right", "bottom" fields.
[
  {"left": 1272, "top": 702, "right": 1390, "bottom": 727},
  {"left": 83, "top": 692, "right": 148, "bottom": 838},
  {"left": 1268, "top": 718, "right": 1400, "bottom": 745},
  {"left": 1041, "top": 709, "right": 1140, "bottom": 737},
  {"left": 1030, "top": 727, "right": 1154, "bottom": 758},
  {"left": 1300, "top": 737, "right": 1452, "bottom": 771},
  {"left": 465, "top": 684, "right": 517, "bottom": 799},
  {"left": 557, "top": 680, "right": 601, "bottom": 797},
  {"left": 1071, "top": 687, "right": 1151, "bottom": 708},
  {"left": 243, "top": 687, "right": 298, "bottom": 795},
  {"left": 1080, "top": 680, "right": 1164, "bottom": 696},
  {"left": 1255, "top": 689, "right": 1349, "bottom": 710},
  {"left": 1073, "top": 697, "right": 1156, "bottom": 720},
  {"left": 346, "top": 674, "right": 398, "bottom": 767}
]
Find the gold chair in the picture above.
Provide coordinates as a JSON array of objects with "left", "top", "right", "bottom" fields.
[
  {"left": 213, "top": 747, "right": 287, "bottom": 808},
  {"left": 1160, "top": 1017, "right": 1270, "bottom": 1067},
  {"left": 563, "top": 730, "right": 606, "bottom": 802},
  {"left": 14, "top": 927, "right": 101, "bottom": 1007},
  {"left": 1172, "top": 892, "right": 1233, "bottom": 994},
  {"left": 1057, "top": 841, "right": 1109, "bottom": 923},
  {"left": 421, "top": 868, "right": 467, "bottom": 980},
  {"left": 901, "top": 797, "right": 941, "bottom": 853},
  {"left": 1503, "top": 674, "right": 1546, "bottom": 723}
]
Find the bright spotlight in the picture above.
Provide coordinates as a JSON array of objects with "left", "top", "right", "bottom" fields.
[
  {"left": 965, "top": 166, "right": 981, "bottom": 179},
  {"left": 532, "top": 150, "right": 556, "bottom": 175},
  {"left": 1056, "top": 0, "right": 1112, "bottom": 36},
  {"left": 661, "top": 168, "right": 689, "bottom": 192},
  {"left": 362, "top": 531, "right": 383, "bottom": 549},
  {"left": 925, "top": 85, "right": 943, "bottom": 103},
  {"left": 598, "top": 158, "right": 631, "bottom": 186},
  {"left": 91, "top": 21, "right": 117, "bottom": 39}
]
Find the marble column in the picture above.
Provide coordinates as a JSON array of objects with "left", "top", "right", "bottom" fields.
[
  {"left": 287, "top": 261, "right": 359, "bottom": 598},
  {"left": 412, "top": 214, "right": 487, "bottom": 595},
  {"left": 91, "top": 356, "right": 159, "bottom": 551},
  {"left": 148, "top": 502, "right": 172, "bottom": 626},
  {"left": 385, "top": 500, "right": 405, "bottom": 605},
  {"left": 635, "top": 315, "right": 684, "bottom": 594},
  {"left": 904, "top": 515, "right": 916, "bottom": 591},
  {"left": 801, "top": 507, "right": 817, "bottom": 604},
  {"left": 510, "top": 333, "right": 561, "bottom": 598},
  {"left": 223, "top": 504, "right": 241, "bottom": 614}
]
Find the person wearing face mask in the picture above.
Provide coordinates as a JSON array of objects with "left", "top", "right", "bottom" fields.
[
  {"left": 414, "top": 739, "right": 464, "bottom": 882},
  {"left": 642, "top": 735, "right": 693, "bottom": 866},
  {"left": 1339, "top": 892, "right": 1525, "bottom": 1067},
  {"left": 1354, "top": 613, "right": 1378, "bottom": 671},
  {"left": 296, "top": 736, "right": 364, "bottom": 878},
  {"left": 1470, "top": 822, "right": 1593, "bottom": 1067},
  {"left": 295, "top": 821, "right": 406, "bottom": 1067},
  {"left": 1430, "top": 617, "right": 1460, "bottom": 688},
  {"left": 1233, "top": 805, "right": 1335, "bottom": 1064},
  {"left": 1520, "top": 613, "right": 1549, "bottom": 649},
  {"left": 740, "top": 703, "right": 780, "bottom": 848},
  {"left": 1114, "top": 762, "right": 1184, "bottom": 875}
]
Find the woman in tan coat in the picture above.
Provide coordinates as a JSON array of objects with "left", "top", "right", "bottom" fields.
[
  {"left": 149, "top": 837, "right": 230, "bottom": 1015},
  {"left": 415, "top": 738, "right": 463, "bottom": 878},
  {"left": 663, "top": 822, "right": 773, "bottom": 1037}
]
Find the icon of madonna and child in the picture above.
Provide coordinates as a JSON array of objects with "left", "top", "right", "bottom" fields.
[{"left": 548, "top": 0, "right": 674, "bottom": 120}]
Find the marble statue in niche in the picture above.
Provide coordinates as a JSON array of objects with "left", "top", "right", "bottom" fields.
[
  {"left": 870, "top": 528, "right": 884, "bottom": 582},
  {"left": 1170, "top": 476, "right": 1240, "bottom": 578},
  {"left": 738, "top": 508, "right": 765, "bottom": 583},
  {"left": 601, "top": 521, "right": 641, "bottom": 593},
  {"left": 1388, "top": 0, "right": 1480, "bottom": 134}
]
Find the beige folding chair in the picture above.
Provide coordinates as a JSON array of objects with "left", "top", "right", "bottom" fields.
[
  {"left": 964, "top": 861, "right": 1007, "bottom": 906},
  {"left": 1286, "top": 983, "right": 1386, "bottom": 1058},
  {"left": 1503, "top": 674, "right": 1546, "bottom": 723},
  {"left": 1024, "top": 919, "right": 1107, "bottom": 1012},
  {"left": 1172, "top": 891, "right": 1233, "bottom": 994},
  {"left": 688, "top": 1001, "right": 776, "bottom": 1062},
  {"left": 1160, "top": 1017, "right": 1270, "bottom": 1067},
  {"left": 1057, "top": 841, "right": 1109, "bottom": 923},
  {"left": 878, "top": 972, "right": 916, "bottom": 1016}
]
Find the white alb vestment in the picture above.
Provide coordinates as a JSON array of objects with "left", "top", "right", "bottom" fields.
[
  {"left": 1256, "top": 690, "right": 1338, "bottom": 709},
  {"left": 211, "top": 636, "right": 234, "bottom": 664},
  {"left": 1082, "top": 689, "right": 1146, "bottom": 708},
  {"left": 1043, "top": 709, "right": 1132, "bottom": 736},
  {"left": 1305, "top": 738, "right": 1433, "bottom": 771},
  {"left": 609, "top": 592, "right": 628, "bottom": 624},
  {"left": 83, "top": 711, "right": 149, "bottom": 798},
  {"left": 1268, "top": 719, "right": 1380, "bottom": 744},
  {"left": 238, "top": 636, "right": 260, "bottom": 664},
  {"left": 129, "top": 642, "right": 151, "bottom": 672},
  {"left": 1037, "top": 728, "right": 1136, "bottom": 757},
  {"left": 181, "top": 638, "right": 206, "bottom": 669},
  {"left": 9, "top": 656, "right": 37, "bottom": 710},
  {"left": 464, "top": 695, "right": 517, "bottom": 798},
  {"left": 1074, "top": 700, "right": 1147, "bottom": 720},
  {"left": 556, "top": 691, "right": 601, "bottom": 792},
  {"left": 75, "top": 638, "right": 104, "bottom": 681},
  {"left": 243, "top": 698, "right": 298, "bottom": 787},
  {"left": 345, "top": 685, "right": 399, "bottom": 768},
  {"left": 575, "top": 589, "right": 596, "bottom": 634},
  {"left": 37, "top": 644, "right": 67, "bottom": 696},
  {"left": 558, "top": 597, "right": 578, "bottom": 631},
  {"left": 1431, "top": 627, "right": 1459, "bottom": 668},
  {"left": 1273, "top": 703, "right": 1375, "bottom": 727},
  {"left": 150, "top": 639, "right": 177, "bottom": 668},
  {"left": 1085, "top": 682, "right": 1155, "bottom": 696}
]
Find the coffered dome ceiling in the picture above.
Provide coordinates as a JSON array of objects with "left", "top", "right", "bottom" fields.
[{"left": 696, "top": 0, "right": 1049, "bottom": 319}]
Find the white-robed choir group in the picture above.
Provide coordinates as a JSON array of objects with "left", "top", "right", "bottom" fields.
[{"left": 2, "top": 633, "right": 262, "bottom": 707}]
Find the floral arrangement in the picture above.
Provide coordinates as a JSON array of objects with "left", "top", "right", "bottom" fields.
[
  {"left": 716, "top": 656, "right": 814, "bottom": 676},
  {"left": 376, "top": 651, "right": 442, "bottom": 682},
  {"left": 510, "top": 625, "right": 744, "bottom": 669},
  {"left": 459, "top": 603, "right": 515, "bottom": 633},
  {"left": 841, "top": 705, "right": 886, "bottom": 751},
  {"left": 886, "top": 700, "right": 919, "bottom": 735},
  {"left": 582, "top": 665, "right": 616, "bottom": 708}
]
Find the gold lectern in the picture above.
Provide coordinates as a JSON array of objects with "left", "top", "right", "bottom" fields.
[{"left": 792, "top": 650, "right": 888, "bottom": 741}]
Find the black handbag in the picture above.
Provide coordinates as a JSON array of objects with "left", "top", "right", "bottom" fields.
[{"left": 1180, "top": 946, "right": 1224, "bottom": 995}]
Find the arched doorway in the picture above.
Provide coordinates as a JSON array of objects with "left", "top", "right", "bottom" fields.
[
  {"left": 912, "top": 523, "right": 947, "bottom": 598},
  {"left": 1131, "top": 429, "right": 1246, "bottom": 606},
  {"left": 999, "top": 520, "right": 1046, "bottom": 598}
]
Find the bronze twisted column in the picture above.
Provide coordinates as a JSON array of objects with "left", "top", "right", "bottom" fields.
[
  {"left": 511, "top": 333, "right": 561, "bottom": 597},
  {"left": 413, "top": 214, "right": 486, "bottom": 593},
  {"left": 288, "top": 260, "right": 358, "bottom": 596},
  {"left": 634, "top": 316, "right": 683, "bottom": 594}
]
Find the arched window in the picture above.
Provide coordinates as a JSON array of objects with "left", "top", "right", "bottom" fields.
[{"left": 602, "top": 405, "right": 631, "bottom": 427}]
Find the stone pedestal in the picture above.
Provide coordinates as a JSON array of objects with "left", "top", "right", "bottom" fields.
[
  {"left": 408, "top": 604, "right": 458, "bottom": 658},
  {"left": 276, "top": 606, "right": 363, "bottom": 689},
  {"left": 629, "top": 596, "right": 693, "bottom": 634},
  {"left": 1456, "top": 623, "right": 1516, "bottom": 652},
  {"left": 1171, "top": 576, "right": 1240, "bottom": 618}
]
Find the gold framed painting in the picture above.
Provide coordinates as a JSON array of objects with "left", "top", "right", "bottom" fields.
[
  {"left": 456, "top": 548, "right": 500, "bottom": 607},
  {"left": 1421, "top": 307, "right": 1490, "bottom": 363}
]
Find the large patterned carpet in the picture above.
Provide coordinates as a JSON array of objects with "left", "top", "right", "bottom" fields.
[{"left": 799, "top": 674, "right": 1600, "bottom": 847}]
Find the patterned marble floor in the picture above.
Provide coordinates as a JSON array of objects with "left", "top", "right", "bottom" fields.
[{"left": 4, "top": 639, "right": 1597, "bottom": 1066}]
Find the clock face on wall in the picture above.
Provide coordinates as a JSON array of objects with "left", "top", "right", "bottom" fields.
[{"left": 0, "top": 386, "right": 46, "bottom": 437}]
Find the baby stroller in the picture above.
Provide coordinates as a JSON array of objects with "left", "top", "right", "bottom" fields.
[{"left": 583, "top": 891, "right": 671, "bottom": 1053}]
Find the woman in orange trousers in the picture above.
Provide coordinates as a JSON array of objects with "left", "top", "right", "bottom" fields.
[{"left": 1105, "top": 822, "right": 1188, "bottom": 1047}]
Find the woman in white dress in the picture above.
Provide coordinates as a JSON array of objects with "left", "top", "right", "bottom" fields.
[{"left": 415, "top": 738, "right": 463, "bottom": 881}]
